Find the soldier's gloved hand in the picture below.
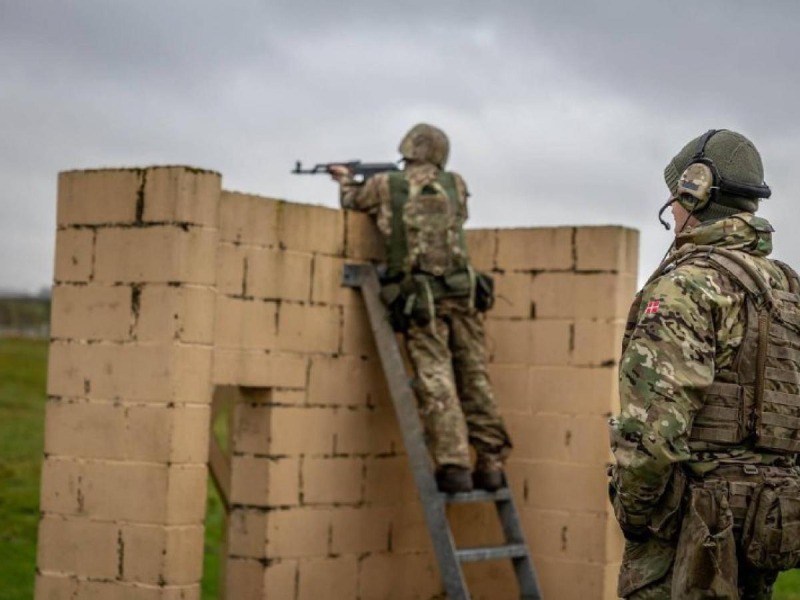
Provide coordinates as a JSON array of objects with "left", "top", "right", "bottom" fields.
[{"left": 328, "top": 165, "right": 351, "bottom": 182}]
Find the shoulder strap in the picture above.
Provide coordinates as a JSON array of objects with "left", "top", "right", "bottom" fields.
[
  {"left": 773, "top": 259, "right": 800, "bottom": 295},
  {"left": 680, "top": 245, "right": 775, "bottom": 307},
  {"left": 387, "top": 172, "right": 410, "bottom": 276}
]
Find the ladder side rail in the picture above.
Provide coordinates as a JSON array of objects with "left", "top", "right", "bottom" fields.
[
  {"left": 496, "top": 497, "right": 543, "bottom": 600},
  {"left": 349, "top": 265, "right": 470, "bottom": 600}
]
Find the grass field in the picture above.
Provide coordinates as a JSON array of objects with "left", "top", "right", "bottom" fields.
[
  {"left": 1, "top": 336, "right": 800, "bottom": 599},
  {"left": 0, "top": 337, "right": 224, "bottom": 600}
]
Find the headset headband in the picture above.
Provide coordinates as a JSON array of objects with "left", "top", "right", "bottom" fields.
[{"left": 689, "top": 129, "right": 771, "bottom": 199}]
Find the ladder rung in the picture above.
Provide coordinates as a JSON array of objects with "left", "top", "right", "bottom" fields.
[
  {"left": 456, "top": 543, "right": 528, "bottom": 563},
  {"left": 445, "top": 488, "right": 512, "bottom": 504}
]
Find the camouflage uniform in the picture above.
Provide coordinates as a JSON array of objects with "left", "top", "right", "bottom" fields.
[
  {"left": 339, "top": 128, "right": 511, "bottom": 470},
  {"left": 610, "top": 213, "right": 800, "bottom": 599}
]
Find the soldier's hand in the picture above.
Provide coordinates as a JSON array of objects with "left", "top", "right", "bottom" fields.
[{"left": 328, "top": 165, "right": 351, "bottom": 182}]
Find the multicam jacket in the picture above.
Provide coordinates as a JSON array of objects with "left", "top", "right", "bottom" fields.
[
  {"left": 610, "top": 213, "right": 792, "bottom": 592},
  {"left": 340, "top": 162, "right": 471, "bottom": 278}
]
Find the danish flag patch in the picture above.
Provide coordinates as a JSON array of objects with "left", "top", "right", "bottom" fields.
[{"left": 644, "top": 300, "right": 661, "bottom": 315}]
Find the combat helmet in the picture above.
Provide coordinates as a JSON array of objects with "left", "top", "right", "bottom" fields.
[
  {"left": 399, "top": 123, "right": 450, "bottom": 169},
  {"left": 663, "top": 129, "right": 771, "bottom": 222}
]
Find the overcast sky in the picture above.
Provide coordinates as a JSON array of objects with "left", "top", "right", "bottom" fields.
[{"left": 2, "top": 1, "right": 800, "bottom": 293}]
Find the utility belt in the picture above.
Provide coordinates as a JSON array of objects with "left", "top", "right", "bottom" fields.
[
  {"left": 379, "top": 268, "right": 494, "bottom": 332},
  {"left": 668, "top": 462, "right": 800, "bottom": 596}
]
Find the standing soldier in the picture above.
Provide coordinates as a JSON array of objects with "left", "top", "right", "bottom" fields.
[
  {"left": 610, "top": 129, "right": 800, "bottom": 599},
  {"left": 329, "top": 123, "right": 512, "bottom": 494}
]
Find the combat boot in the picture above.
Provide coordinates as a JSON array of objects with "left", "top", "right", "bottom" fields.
[
  {"left": 435, "top": 465, "right": 473, "bottom": 494},
  {"left": 473, "top": 455, "right": 505, "bottom": 491}
]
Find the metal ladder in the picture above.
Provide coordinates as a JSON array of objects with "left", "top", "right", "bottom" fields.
[{"left": 342, "top": 264, "right": 542, "bottom": 600}]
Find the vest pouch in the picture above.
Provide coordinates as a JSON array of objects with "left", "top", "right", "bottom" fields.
[
  {"left": 671, "top": 483, "right": 738, "bottom": 600},
  {"left": 648, "top": 467, "right": 686, "bottom": 542},
  {"left": 443, "top": 270, "right": 472, "bottom": 297},
  {"left": 475, "top": 271, "right": 495, "bottom": 312},
  {"left": 742, "top": 477, "right": 800, "bottom": 571},
  {"left": 380, "top": 282, "right": 410, "bottom": 333}
]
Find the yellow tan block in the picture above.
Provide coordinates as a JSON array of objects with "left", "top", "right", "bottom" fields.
[
  {"left": 142, "top": 167, "right": 220, "bottom": 227},
  {"left": 57, "top": 169, "right": 141, "bottom": 226},
  {"left": 53, "top": 228, "right": 94, "bottom": 282},
  {"left": 50, "top": 284, "right": 132, "bottom": 341}
]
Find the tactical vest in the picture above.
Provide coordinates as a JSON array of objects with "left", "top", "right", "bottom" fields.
[
  {"left": 386, "top": 170, "right": 470, "bottom": 278},
  {"left": 643, "top": 245, "right": 800, "bottom": 455}
]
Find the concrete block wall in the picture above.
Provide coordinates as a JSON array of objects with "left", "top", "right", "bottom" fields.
[
  {"left": 39, "top": 166, "right": 638, "bottom": 600},
  {"left": 38, "top": 167, "right": 220, "bottom": 599}
]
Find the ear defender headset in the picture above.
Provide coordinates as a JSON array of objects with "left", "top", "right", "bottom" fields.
[{"left": 658, "top": 129, "right": 772, "bottom": 230}]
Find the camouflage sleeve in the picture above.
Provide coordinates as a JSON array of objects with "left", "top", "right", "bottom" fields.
[
  {"left": 339, "top": 172, "right": 389, "bottom": 214},
  {"left": 611, "top": 264, "right": 722, "bottom": 531},
  {"left": 452, "top": 172, "right": 470, "bottom": 221}
]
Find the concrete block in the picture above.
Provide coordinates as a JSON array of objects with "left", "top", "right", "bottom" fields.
[
  {"left": 488, "top": 364, "right": 532, "bottom": 414},
  {"left": 358, "top": 553, "right": 441, "bottom": 600},
  {"left": 47, "top": 341, "right": 213, "bottom": 404},
  {"left": 35, "top": 575, "right": 201, "bottom": 600},
  {"left": 462, "top": 560, "right": 518, "bottom": 600},
  {"left": 572, "top": 319, "right": 626, "bottom": 367},
  {"left": 247, "top": 248, "right": 312, "bottom": 302},
  {"left": 344, "top": 210, "right": 383, "bottom": 261},
  {"left": 297, "top": 556, "right": 358, "bottom": 600},
  {"left": 223, "top": 558, "right": 264, "bottom": 600},
  {"left": 265, "top": 508, "right": 330, "bottom": 558},
  {"left": 465, "top": 228, "right": 497, "bottom": 271},
  {"left": 511, "top": 461, "right": 609, "bottom": 513},
  {"left": 333, "top": 406, "right": 400, "bottom": 456},
  {"left": 522, "top": 509, "right": 616, "bottom": 565},
  {"left": 94, "top": 226, "right": 216, "bottom": 285},
  {"left": 486, "top": 319, "right": 571, "bottom": 366},
  {"left": 54, "top": 228, "right": 94, "bottom": 282},
  {"left": 274, "top": 201, "right": 345, "bottom": 255},
  {"left": 230, "top": 456, "right": 299, "bottom": 507},
  {"left": 40, "top": 458, "right": 207, "bottom": 524},
  {"left": 531, "top": 273, "right": 637, "bottom": 320},
  {"left": 276, "top": 303, "right": 340, "bottom": 354},
  {"left": 363, "top": 456, "right": 416, "bottom": 505},
  {"left": 492, "top": 271, "right": 533, "bottom": 319},
  {"left": 264, "top": 560, "right": 298, "bottom": 600},
  {"left": 50, "top": 284, "right": 132, "bottom": 341},
  {"left": 121, "top": 523, "right": 204, "bottom": 585},
  {"left": 575, "top": 226, "right": 639, "bottom": 274},
  {"left": 496, "top": 227, "right": 573, "bottom": 271},
  {"left": 212, "top": 349, "right": 308, "bottom": 388},
  {"left": 302, "top": 457, "right": 363, "bottom": 505},
  {"left": 57, "top": 169, "right": 141, "bottom": 226},
  {"left": 219, "top": 192, "right": 279, "bottom": 246},
  {"left": 268, "top": 407, "right": 338, "bottom": 455},
  {"left": 44, "top": 400, "right": 209, "bottom": 464},
  {"left": 227, "top": 509, "right": 266, "bottom": 558},
  {"left": 340, "top": 298, "right": 377, "bottom": 358},
  {"left": 311, "top": 254, "right": 360, "bottom": 307},
  {"left": 534, "top": 557, "right": 609, "bottom": 600},
  {"left": 307, "top": 356, "right": 385, "bottom": 407},
  {"left": 389, "top": 501, "right": 433, "bottom": 552},
  {"left": 136, "top": 284, "right": 216, "bottom": 344},
  {"left": 214, "top": 297, "right": 277, "bottom": 350},
  {"left": 37, "top": 515, "right": 118, "bottom": 579},
  {"left": 216, "top": 242, "right": 246, "bottom": 296},
  {"left": 329, "top": 506, "right": 392, "bottom": 554},
  {"left": 142, "top": 167, "right": 220, "bottom": 227},
  {"left": 448, "top": 502, "right": 505, "bottom": 548},
  {"left": 507, "top": 413, "right": 613, "bottom": 465},
  {"left": 530, "top": 366, "right": 618, "bottom": 416}
]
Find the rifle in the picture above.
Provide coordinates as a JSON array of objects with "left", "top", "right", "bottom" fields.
[{"left": 292, "top": 160, "right": 399, "bottom": 181}]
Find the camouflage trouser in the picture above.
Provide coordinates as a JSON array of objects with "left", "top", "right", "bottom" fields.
[
  {"left": 404, "top": 298, "right": 511, "bottom": 468},
  {"left": 626, "top": 564, "right": 778, "bottom": 600}
]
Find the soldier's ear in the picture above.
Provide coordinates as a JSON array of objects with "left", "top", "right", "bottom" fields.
[{"left": 677, "top": 162, "right": 715, "bottom": 211}]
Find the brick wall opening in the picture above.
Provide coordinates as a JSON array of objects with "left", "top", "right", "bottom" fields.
[{"left": 37, "top": 166, "right": 637, "bottom": 600}]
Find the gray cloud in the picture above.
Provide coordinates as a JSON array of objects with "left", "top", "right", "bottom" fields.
[{"left": 2, "top": 0, "right": 799, "bottom": 292}]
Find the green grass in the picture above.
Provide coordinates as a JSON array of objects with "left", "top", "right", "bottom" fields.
[
  {"left": 0, "top": 337, "right": 224, "bottom": 599},
  {"left": 1, "top": 336, "right": 800, "bottom": 599}
]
